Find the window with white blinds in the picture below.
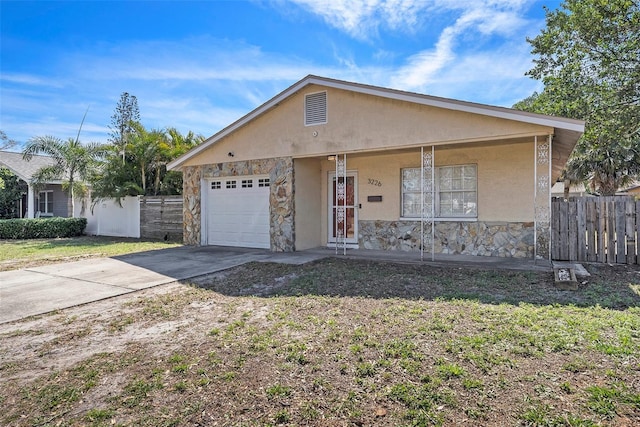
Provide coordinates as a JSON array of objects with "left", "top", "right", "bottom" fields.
[{"left": 401, "top": 164, "right": 477, "bottom": 219}]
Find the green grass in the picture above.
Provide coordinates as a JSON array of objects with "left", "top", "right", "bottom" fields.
[
  {"left": 1, "top": 258, "right": 639, "bottom": 426},
  {"left": 0, "top": 236, "right": 181, "bottom": 270},
  {"left": 85, "top": 408, "right": 114, "bottom": 422},
  {"left": 265, "top": 384, "right": 292, "bottom": 399}
]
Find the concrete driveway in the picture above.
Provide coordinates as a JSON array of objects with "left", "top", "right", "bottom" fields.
[{"left": 0, "top": 246, "right": 325, "bottom": 324}]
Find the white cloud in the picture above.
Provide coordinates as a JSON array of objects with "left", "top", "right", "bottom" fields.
[
  {"left": 1, "top": 0, "right": 545, "bottom": 148},
  {"left": 396, "top": 41, "right": 540, "bottom": 106},
  {"left": 0, "top": 73, "right": 64, "bottom": 87},
  {"left": 274, "top": 0, "right": 541, "bottom": 96},
  {"left": 390, "top": 25, "right": 457, "bottom": 90},
  {"left": 71, "top": 38, "right": 314, "bottom": 83},
  {"left": 281, "top": 0, "right": 429, "bottom": 39},
  {"left": 281, "top": 0, "right": 536, "bottom": 40},
  {"left": 387, "top": 1, "right": 539, "bottom": 92},
  {"left": 3, "top": 35, "right": 352, "bottom": 145}
]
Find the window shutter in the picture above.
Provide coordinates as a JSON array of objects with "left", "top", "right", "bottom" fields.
[{"left": 305, "top": 92, "right": 327, "bottom": 125}]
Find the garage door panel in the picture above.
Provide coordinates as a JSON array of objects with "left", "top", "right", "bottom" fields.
[{"left": 206, "top": 176, "right": 270, "bottom": 249}]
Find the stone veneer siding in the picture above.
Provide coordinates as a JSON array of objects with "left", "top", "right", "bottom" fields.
[
  {"left": 181, "top": 157, "right": 295, "bottom": 251},
  {"left": 182, "top": 166, "right": 202, "bottom": 245},
  {"left": 359, "top": 220, "right": 535, "bottom": 258}
]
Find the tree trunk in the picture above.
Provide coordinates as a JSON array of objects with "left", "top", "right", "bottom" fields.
[
  {"left": 141, "top": 163, "right": 146, "bottom": 194},
  {"left": 597, "top": 175, "right": 617, "bottom": 196},
  {"left": 69, "top": 178, "right": 75, "bottom": 217},
  {"left": 154, "top": 163, "right": 163, "bottom": 196}
]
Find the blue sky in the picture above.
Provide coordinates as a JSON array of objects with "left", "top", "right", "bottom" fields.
[{"left": 1, "top": 0, "right": 560, "bottom": 147}]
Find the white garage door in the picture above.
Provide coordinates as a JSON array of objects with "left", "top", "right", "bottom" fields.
[{"left": 206, "top": 176, "right": 271, "bottom": 248}]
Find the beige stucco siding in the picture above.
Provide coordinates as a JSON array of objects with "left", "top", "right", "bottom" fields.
[
  {"left": 182, "top": 85, "right": 553, "bottom": 167},
  {"left": 293, "top": 158, "right": 322, "bottom": 250},
  {"left": 447, "top": 141, "right": 534, "bottom": 221},
  {"left": 314, "top": 141, "right": 534, "bottom": 245}
]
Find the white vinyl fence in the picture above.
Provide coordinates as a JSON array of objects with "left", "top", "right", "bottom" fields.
[
  {"left": 79, "top": 196, "right": 141, "bottom": 238},
  {"left": 75, "top": 196, "right": 183, "bottom": 240}
]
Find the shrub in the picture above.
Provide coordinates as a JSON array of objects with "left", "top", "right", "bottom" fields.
[{"left": 0, "top": 217, "right": 87, "bottom": 239}]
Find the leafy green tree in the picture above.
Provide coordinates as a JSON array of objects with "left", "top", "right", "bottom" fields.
[
  {"left": 1, "top": 131, "right": 18, "bottom": 190},
  {"left": 89, "top": 144, "right": 143, "bottom": 203},
  {"left": 516, "top": 0, "right": 640, "bottom": 195},
  {"left": 161, "top": 128, "right": 204, "bottom": 195},
  {"left": 91, "top": 123, "right": 203, "bottom": 200},
  {"left": 0, "top": 168, "right": 25, "bottom": 218},
  {"left": 127, "top": 122, "right": 162, "bottom": 194},
  {"left": 23, "top": 131, "right": 104, "bottom": 217}
]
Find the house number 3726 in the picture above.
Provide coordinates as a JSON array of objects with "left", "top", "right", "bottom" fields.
[{"left": 368, "top": 178, "right": 382, "bottom": 187}]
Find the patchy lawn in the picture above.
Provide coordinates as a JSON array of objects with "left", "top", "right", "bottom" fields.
[
  {"left": 0, "top": 236, "right": 181, "bottom": 271},
  {"left": 1, "top": 258, "right": 639, "bottom": 426}
]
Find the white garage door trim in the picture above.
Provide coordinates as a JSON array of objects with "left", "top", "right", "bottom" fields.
[{"left": 202, "top": 175, "right": 271, "bottom": 249}]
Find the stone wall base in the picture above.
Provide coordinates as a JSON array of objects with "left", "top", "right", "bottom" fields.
[
  {"left": 359, "top": 220, "right": 534, "bottom": 258},
  {"left": 182, "top": 158, "right": 295, "bottom": 251}
]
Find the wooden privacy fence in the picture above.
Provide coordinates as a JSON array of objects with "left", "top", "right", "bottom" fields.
[
  {"left": 551, "top": 196, "right": 639, "bottom": 264},
  {"left": 140, "top": 196, "right": 183, "bottom": 242}
]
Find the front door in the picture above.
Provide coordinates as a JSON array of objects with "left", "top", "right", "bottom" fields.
[{"left": 328, "top": 172, "right": 358, "bottom": 245}]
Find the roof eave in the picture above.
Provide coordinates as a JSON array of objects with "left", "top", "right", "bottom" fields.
[{"left": 168, "top": 75, "right": 585, "bottom": 170}]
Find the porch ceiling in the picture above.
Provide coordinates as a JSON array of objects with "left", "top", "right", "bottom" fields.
[
  {"left": 552, "top": 128, "right": 582, "bottom": 182},
  {"left": 295, "top": 132, "right": 581, "bottom": 183}
]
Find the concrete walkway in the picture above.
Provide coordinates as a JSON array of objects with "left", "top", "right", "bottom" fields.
[
  {"left": 0, "top": 246, "right": 326, "bottom": 324},
  {"left": 0, "top": 245, "right": 554, "bottom": 324},
  {"left": 304, "top": 247, "right": 553, "bottom": 272}
]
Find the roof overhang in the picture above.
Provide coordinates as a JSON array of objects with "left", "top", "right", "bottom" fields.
[
  {"left": 0, "top": 151, "right": 66, "bottom": 184},
  {"left": 168, "top": 75, "right": 585, "bottom": 173}
]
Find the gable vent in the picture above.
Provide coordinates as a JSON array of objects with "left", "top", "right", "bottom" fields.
[{"left": 305, "top": 91, "right": 327, "bottom": 125}]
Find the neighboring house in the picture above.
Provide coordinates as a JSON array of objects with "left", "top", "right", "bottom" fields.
[
  {"left": 551, "top": 181, "right": 589, "bottom": 198},
  {"left": 618, "top": 181, "right": 640, "bottom": 196},
  {"left": 550, "top": 180, "right": 640, "bottom": 198},
  {"left": 0, "top": 150, "right": 71, "bottom": 218},
  {"left": 168, "top": 75, "right": 585, "bottom": 260}
]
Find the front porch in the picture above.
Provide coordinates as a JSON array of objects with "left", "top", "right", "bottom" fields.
[{"left": 293, "top": 137, "right": 552, "bottom": 260}]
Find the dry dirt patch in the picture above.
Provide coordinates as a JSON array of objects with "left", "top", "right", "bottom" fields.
[{"left": 1, "top": 258, "right": 638, "bottom": 426}]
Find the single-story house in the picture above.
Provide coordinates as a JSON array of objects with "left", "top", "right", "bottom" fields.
[
  {"left": 619, "top": 181, "right": 640, "bottom": 196},
  {"left": 551, "top": 181, "right": 589, "bottom": 199},
  {"left": 0, "top": 150, "right": 71, "bottom": 218},
  {"left": 168, "top": 75, "right": 585, "bottom": 260},
  {"left": 551, "top": 180, "right": 640, "bottom": 198}
]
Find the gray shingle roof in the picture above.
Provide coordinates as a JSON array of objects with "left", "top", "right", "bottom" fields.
[{"left": 0, "top": 150, "right": 59, "bottom": 183}]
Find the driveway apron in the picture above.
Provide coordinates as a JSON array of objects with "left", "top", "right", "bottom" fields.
[{"left": 0, "top": 246, "right": 325, "bottom": 324}]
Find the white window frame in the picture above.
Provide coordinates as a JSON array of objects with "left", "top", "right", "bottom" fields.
[
  {"left": 38, "top": 190, "right": 54, "bottom": 216},
  {"left": 400, "top": 164, "right": 477, "bottom": 220}
]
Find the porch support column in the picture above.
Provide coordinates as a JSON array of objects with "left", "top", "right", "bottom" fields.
[
  {"left": 421, "top": 146, "right": 435, "bottom": 262},
  {"left": 534, "top": 135, "right": 552, "bottom": 261},
  {"left": 26, "top": 184, "right": 35, "bottom": 219},
  {"left": 335, "top": 154, "right": 347, "bottom": 255}
]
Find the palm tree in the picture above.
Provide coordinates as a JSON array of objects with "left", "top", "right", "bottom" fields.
[
  {"left": 564, "top": 134, "right": 640, "bottom": 196},
  {"left": 127, "top": 122, "right": 161, "bottom": 195},
  {"left": 161, "top": 128, "right": 204, "bottom": 194},
  {"left": 23, "top": 136, "right": 103, "bottom": 217}
]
